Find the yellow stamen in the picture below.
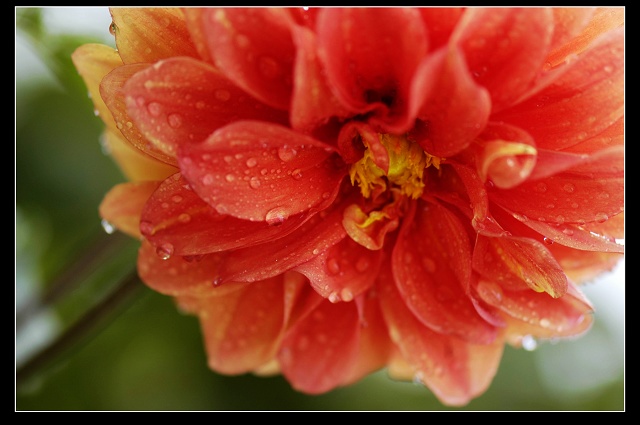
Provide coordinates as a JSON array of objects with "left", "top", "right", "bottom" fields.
[{"left": 350, "top": 133, "right": 441, "bottom": 199}]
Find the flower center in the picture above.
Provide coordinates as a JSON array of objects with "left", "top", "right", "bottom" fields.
[{"left": 349, "top": 133, "right": 441, "bottom": 200}]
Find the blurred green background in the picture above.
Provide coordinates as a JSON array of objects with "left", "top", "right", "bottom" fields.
[{"left": 15, "top": 7, "right": 625, "bottom": 411}]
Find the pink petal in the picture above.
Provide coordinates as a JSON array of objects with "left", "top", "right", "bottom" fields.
[{"left": 178, "top": 120, "right": 347, "bottom": 222}]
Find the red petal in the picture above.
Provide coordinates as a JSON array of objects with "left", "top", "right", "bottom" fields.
[
  {"left": 188, "top": 275, "right": 289, "bottom": 375},
  {"left": 490, "top": 146, "right": 624, "bottom": 225},
  {"left": 178, "top": 120, "right": 347, "bottom": 222},
  {"left": 199, "top": 8, "right": 296, "bottom": 110},
  {"left": 548, "top": 8, "right": 596, "bottom": 56},
  {"left": 476, "top": 279, "right": 594, "bottom": 340},
  {"left": 137, "top": 238, "right": 240, "bottom": 297},
  {"left": 289, "top": 25, "right": 355, "bottom": 134},
  {"left": 417, "top": 8, "right": 464, "bottom": 50},
  {"left": 452, "top": 8, "right": 554, "bottom": 112},
  {"left": 99, "top": 181, "right": 161, "bottom": 238},
  {"left": 110, "top": 8, "right": 199, "bottom": 64},
  {"left": 411, "top": 46, "right": 491, "bottom": 157},
  {"left": 392, "top": 201, "right": 496, "bottom": 344},
  {"left": 472, "top": 234, "right": 568, "bottom": 298},
  {"left": 294, "top": 236, "right": 383, "bottom": 302},
  {"left": 379, "top": 273, "right": 504, "bottom": 407},
  {"left": 493, "top": 27, "right": 624, "bottom": 151},
  {"left": 279, "top": 299, "right": 361, "bottom": 394},
  {"left": 316, "top": 8, "right": 428, "bottom": 132},
  {"left": 123, "top": 57, "right": 289, "bottom": 159},
  {"left": 101, "top": 63, "right": 177, "bottom": 166},
  {"left": 140, "top": 173, "right": 316, "bottom": 256},
  {"left": 214, "top": 191, "right": 354, "bottom": 283}
]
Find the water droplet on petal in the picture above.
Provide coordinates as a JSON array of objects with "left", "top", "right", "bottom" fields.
[
  {"left": 543, "top": 237, "right": 554, "bottom": 245},
  {"left": 225, "top": 174, "right": 236, "bottom": 182},
  {"left": 101, "top": 219, "right": 116, "bottom": 234},
  {"left": 278, "top": 145, "right": 297, "bottom": 162},
  {"left": 156, "top": 243, "right": 174, "bottom": 260},
  {"left": 326, "top": 258, "right": 341, "bottom": 275},
  {"left": 521, "top": 335, "right": 538, "bottom": 351},
  {"left": 595, "top": 212, "right": 609, "bottom": 223},
  {"left": 249, "top": 177, "right": 261, "bottom": 189},
  {"left": 167, "top": 113, "right": 183, "bottom": 128},
  {"left": 291, "top": 168, "right": 303, "bottom": 180},
  {"left": 562, "top": 183, "right": 575, "bottom": 193},
  {"left": 147, "top": 102, "right": 162, "bottom": 116},
  {"left": 328, "top": 292, "right": 341, "bottom": 303},
  {"left": 178, "top": 213, "right": 191, "bottom": 223},
  {"left": 246, "top": 157, "right": 257, "bottom": 168},
  {"left": 265, "top": 207, "right": 288, "bottom": 225}
]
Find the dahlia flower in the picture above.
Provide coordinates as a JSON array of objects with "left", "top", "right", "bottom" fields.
[{"left": 72, "top": 7, "right": 624, "bottom": 406}]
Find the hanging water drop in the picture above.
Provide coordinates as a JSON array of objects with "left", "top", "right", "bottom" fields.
[
  {"left": 101, "top": 219, "right": 116, "bottom": 234},
  {"left": 156, "top": 243, "right": 174, "bottom": 260},
  {"left": 265, "top": 207, "right": 288, "bottom": 225}
]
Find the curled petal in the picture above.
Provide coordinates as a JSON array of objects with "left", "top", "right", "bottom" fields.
[
  {"left": 110, "top": 7, "right": 199, "bottom": 64},
  {"left": 317, "top": 7, "right": 428, "bottom": 132},
  {"left": 490, "top": 146, "right": 624, "bottom": 225},
  {"left": 199, "top": 8, "right": 296, "bottom": 110},
  {"left": 140, "top": 173, "right": 316, "bottom": 256},
  {"left": 475, "top": 122, "right": 537, "bottom": 189},
  {"left": 342, "top": 203, "right": 400, "bottom": 251},
  {"left": 451, "top": 7, "right": 554, "bottom": 111},
  {"left": 473, "top": 234, "right": 568, "bottom": 298},
  {"left": 123, "top": 57, "right": 289, "bottom": 158},
  {"left": 178, "top": 121, "right": 346, "bottom": 222},
  {"left": 294, "top": 236, "right": 383, "bottom": 302},
  {"left": 392, "top": 200, "right": 496, "bottom": 344},
  {"left": 476, "top": 279, "right": 594, "bottom": 340},
  {"left": 411, "top": 46, "right": 491, "bottom": 157},
  {"left": 379, "top": 273, "right": 504, "bottom": 407},
  {"left": 99, "top": 181, "right": 161, "bottom": 239}
]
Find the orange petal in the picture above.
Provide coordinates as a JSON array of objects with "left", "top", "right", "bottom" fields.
[
  {"left": 110, "top": 7, "right": 199, "bottom": 64},
  {"left": 99, "top": 180, "right": 161, "bottom": 238},
  {"left": 379, "top": 273, "right": 504, "bottom": 407}
]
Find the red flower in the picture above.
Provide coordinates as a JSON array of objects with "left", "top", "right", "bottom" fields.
[{"left": 72, "top": 7, "right": 624, "bottom": 406}]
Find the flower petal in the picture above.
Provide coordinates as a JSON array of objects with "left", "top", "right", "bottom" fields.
[
  {"left": 99, "top": 181, "right": 161, "bottom": 238},
  {"left": 110, "top": 7, "right": 199, "bottom": 64},
  {"left": 473, "top": 234, "right": 568, "bottom": 298},
  {"left": 140, "top": 173, "right": 316, "bottom": 256},
  {"left": 316, "top": 8, "right": 428, "bottom": 132},
  {"left": 452, "top": 7, "right": 554, "bottom": 111},
  {"left": 493, "top": 27, "right": 624, "bottom": 151},
  {"left": 198, "top": 8, "right": 296, "bottom": 110},
  {"left": 379, "top": 273, "right": 504, "bottom": 407},
  {"left": 101, "top": 63, "right": 177, "bottom": 166},
  {"left": 214, "top": 191, "right": 355, "bottom": 284},
  {"left": 489, "top": 145, "right": 624, "bottom": 225},
  {"left": 476, "top": 279, "right": 594, "bottom": 340},
  {"left": 410, "top": 46, "right": 491, "bottom": 157},
  {"left": 294, "top": 236, "right": 383, "bottom": 302},
  {"left": 123, "top": 56, "right": 289, "bottom": 159},
  {"left": 185, "top": 274, "right": 291, "bottom": 375},
  {"left": 392, "top": 201, "right": 497, "bottom": 344},
  {"left": 279, "top": 298, "right": 361, "bottom": 394},
  {"left": 178, "top": 120, "right": 347, "bottom": 222}
]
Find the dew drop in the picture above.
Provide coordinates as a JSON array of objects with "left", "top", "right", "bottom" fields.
[
  {"left": 147, "top": 102, "right": 162, "bottom": 116},
  {"left": 167, "top": 113, "right": 183, "bottom": 128},
  {"left": 101, "top": 219, "right": 116, "bottom": 234},
  {"left": 328, "top": 292, "right": 341, "bottom": 303},
  {"left": 562, "top": 228, "right": 574, "bottom": 236},
  {"left": 340, "top": 288, "right": 354, "bottom": 302},
  {"left": 521, "top": 335, "right": 538, "bottom": 351},
  {"left": 246, "top": 157, "right": 258, "bottom": 168},
  {"left": 156, "top": 243, "right": 174, "bottom": 260},
  {"left": 291, "top": 168, "right": 303, "bottom": 180},
  {"left": 178, "top": 213, "right": 191, "bottom": 223},
  {"left": 225, "top": 174, "right": 236, "bottom": 182},
  {"left": 562, "top": 183, "right": 575, "bottom": 193},
  {"left": 265, "top": 207, "right": 288, "bottom": 225},
  {"left": 326, "top": 258, "right": 341, "bottom": 275},
  {"left": 249, "top": 177, "right": 261, "bottom": 189},
  {"left": 171, "top": 195, "right": 183, "bottom": 203},
  {"left": 477, "top": 281, "right": 504, "bottom": 304},
  {"left": 278, "top": 145, "right": 297, "bottom": 162},
  {"left": 201, "top": 174, "right": 214, "bottom": 185},
  {"left": 139, "top": 221, "right": 154, "bottom": 236},
  {"left": 595, "top": 212, "right": 609, "bottom": 223},
  {"left": 543, "top": 237, "right": 554, "bottom": 245}
]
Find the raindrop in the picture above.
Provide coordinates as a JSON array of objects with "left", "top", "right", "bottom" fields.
[
  {"left": 543, "top": 237, "right": 554, "bottom": 245},
  {"left": 101, "top": 219, "right": 116, "bottom": 234},
  {"left": 340, "top": 288, "right": 354, "bottom": 302},
  {"left": 109, "top": 22, "right": 117, "bottom": 35},
  {"left": 156, "top": 243, "right": 174, "bottom": 260},
  {"left": 249, "top": 177, "right": 261, "bottom": 189},
  {"left": 171, "top": 195, "right": 183, "bottom": 203},
  {"left": 178, "top": 213, "right": 191, "bottom": 223},
  {"left": 562, "top": 183, "right": 575, "bottom": 193},
  {"left": 139, "top": 221, "right": 154, "bottom": 236},
  {"left": 265, "top": 207, "right": 288, "bottom": 225},
  {"left": 147, "top": 102, "right": 162, "bottom": 116},
  {"left": 521, "top": 335, "right": 538, "bottom": 351},
  {"left": 328, "top": 292, "right": 341, "bottom": 303},
  {"left": 278, "top": 145, "right": 297, "bottom": 162},
  {"left": 246, "top": 157, "right": 258, "bottom": 168},
  {"left": 477, "top": 281, "right": 503, "bottom": 304},
  {"left": 167, "top": 113, "right": 183, "bottom": 128},
  {"left": 291, "top": 168, "right": 303, "bottom": 180},
  {"left": 201, "top": 174, "right": 214, "bottom": 185},
  {"left": 225, "top": 174, "right": 236, "bottom": 182},
  {"left": 595, "top": 212, "right": 609, "bottom": 223}
]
